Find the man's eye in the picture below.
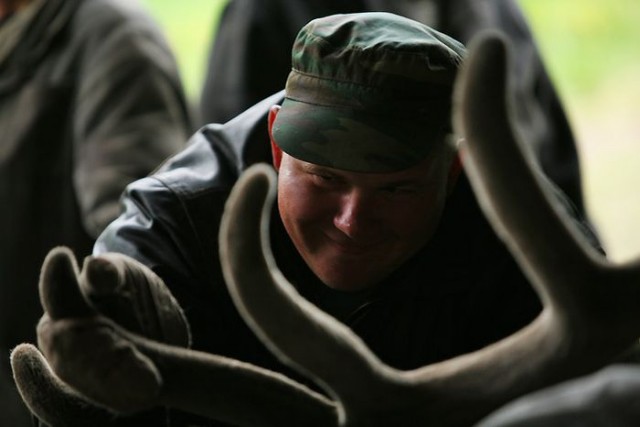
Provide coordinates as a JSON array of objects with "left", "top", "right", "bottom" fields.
[
  {"left": 382, "top": 186, "right": 418, "bottom": 196},
  {"left": 311, "top": 173, "right": 335, "bottom": 182}
]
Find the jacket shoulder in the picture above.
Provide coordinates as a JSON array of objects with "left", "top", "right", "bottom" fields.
[
  {"left": 153, "top": 90, "right": 283, "bottom": 197},
  {"left": 95, "top": 92, "right": 282, "bottom": 274}
]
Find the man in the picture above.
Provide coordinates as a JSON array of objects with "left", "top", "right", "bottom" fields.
[
  {"left": 23, "top": 12, "right": 598, "bottom": 426},
  {"left": 0, "top": 0, "right": 191, "bottom": 424}
]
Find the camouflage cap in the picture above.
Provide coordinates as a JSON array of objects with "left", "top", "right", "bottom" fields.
[{"left": 272, "top": 12, "right": 466, "bottom": 173}]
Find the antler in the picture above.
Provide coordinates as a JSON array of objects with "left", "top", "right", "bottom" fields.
[
  {"left": 12, "top": 247, "right": 337, "bottom": 427},
  {"left": 219, "top": 32, "right": 640, "bottom": 427}
]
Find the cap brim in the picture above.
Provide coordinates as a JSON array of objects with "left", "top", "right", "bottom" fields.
[{"left": 272, "top": 97, "right": 449, "bottom": 173}]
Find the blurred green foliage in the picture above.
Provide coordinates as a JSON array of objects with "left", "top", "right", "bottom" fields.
[
  {"left": 139, "top": 0, "right": 228, "bottom": 101},
  {"left": 519, "top": 0, "right": 640, "bottom": 97},
  {"left": 517, "top": 1, "right": 640, "bottom": 261}
]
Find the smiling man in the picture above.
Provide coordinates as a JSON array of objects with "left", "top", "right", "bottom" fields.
[
  {"left": 270, "top": 114, "right": 458, "bottom": 292},
  {"left": 261, "top": 13, "right": 464, "bottom": 295},
  {"left": 36, "top": 11, "right": 600, "bottom": 427}
]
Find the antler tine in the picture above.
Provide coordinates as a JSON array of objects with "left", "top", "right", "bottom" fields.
[
  {"left": 220, "top": 164, "right": 409, "bottom": 424},
  {"left": 454, "top": 31, "right": 605, "bottom": 307},
  {"left": 399, "top": 30, "right": 640, "bottom": 422},
  {"left": 455, "top": 30, "right": 640, "bottom": 345}
]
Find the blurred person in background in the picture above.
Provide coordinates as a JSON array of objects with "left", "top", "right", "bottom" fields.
[
  {"left": 200, "top": 0, "right": 586, "bottom": 215},
  {"left": 0, "top": 0, "right": 192, "bottom": 424}
]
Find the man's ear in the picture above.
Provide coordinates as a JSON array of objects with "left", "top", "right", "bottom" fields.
[
  {"left": 268, "top": 105, "right": 283, "bottom": 171},
  {"left": 446, "top": 152, "right": 463, "bottom": 196}
]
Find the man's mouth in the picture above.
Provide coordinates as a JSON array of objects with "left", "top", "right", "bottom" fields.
[{"left": 324, "top": 234, "right": 381, "bottom": 256}]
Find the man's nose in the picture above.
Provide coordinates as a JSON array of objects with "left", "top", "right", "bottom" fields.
[{"left": 333, "top": 190, "right": 375, "bottom": 238}]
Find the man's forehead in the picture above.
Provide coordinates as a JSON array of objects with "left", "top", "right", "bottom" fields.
[{"left": 293, "top": 153, "right": 441, "bottom": 181}]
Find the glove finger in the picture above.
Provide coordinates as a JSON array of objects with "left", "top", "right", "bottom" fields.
[
  {"left": 39, "top": 247, "right": 94, "bottom": 320},
  {"left": 78, "top": 255, "right": 142, "bottom": 330},
  {"left": 11, "top": 343, "right": 114, "bottom": 427},
  {"left": 81, "top": 253, "right": 191, "bottom": 347}
]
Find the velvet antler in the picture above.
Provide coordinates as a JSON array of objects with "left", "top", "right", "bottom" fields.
[{"left": 218, "top": 32, "right": 640, "bottom": 427}]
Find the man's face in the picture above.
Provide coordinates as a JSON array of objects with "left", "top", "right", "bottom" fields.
[{"left": 270, "top": 106, "right": 457, "bottom": 291}]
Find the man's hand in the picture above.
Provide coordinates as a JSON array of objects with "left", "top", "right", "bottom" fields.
[
  {"left": 78, "top": 251, "right": 191, "bottom": 347},
  {"left": 12, "top": 246, "right": 191, "bottom": 423}
]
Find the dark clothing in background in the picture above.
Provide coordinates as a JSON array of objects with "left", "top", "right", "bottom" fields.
[
  {"left": 200, "top": 0, "right": 585, "bottom": 214},
  {"left": 96, "top": 92, "right": 601, "bottom": 426},
  {"left": 0, "top": 0, "right": 191, "bottom": 424},
  {"left": 477, "top": 364, "right": 640, "bottom": 427}
]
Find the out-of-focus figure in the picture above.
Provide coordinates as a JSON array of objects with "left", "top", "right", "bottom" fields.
[{"left": 0, "top": 0, "right": 192, "bottom": 424}]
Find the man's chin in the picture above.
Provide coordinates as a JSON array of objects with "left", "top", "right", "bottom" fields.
[
  {"left": 316, "top": 271, "right": 381, "bottom": 292},
  {"left": 306, "top": 253, "right": 395, "bottom": 291}
]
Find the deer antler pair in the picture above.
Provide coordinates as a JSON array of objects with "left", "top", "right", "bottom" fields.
[
  {"left": 12, "top": 32, "right": 640, "bottom": 427},
  {"left": 217, "top": 32, "right": 640, "bottom": 425}
]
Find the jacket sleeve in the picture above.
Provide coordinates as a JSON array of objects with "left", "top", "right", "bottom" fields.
[
  {"left": 92, "top": 133, "right": 251, "bottom": 427},
  {"left": 93, "top": 173, "right": 228, "bottom": 350},
  {"left": 71, "top": 0, "right": 193, "bottom": 238},
  {"left": 89, "top": 118, "right": 282, "bottom": 426}
]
